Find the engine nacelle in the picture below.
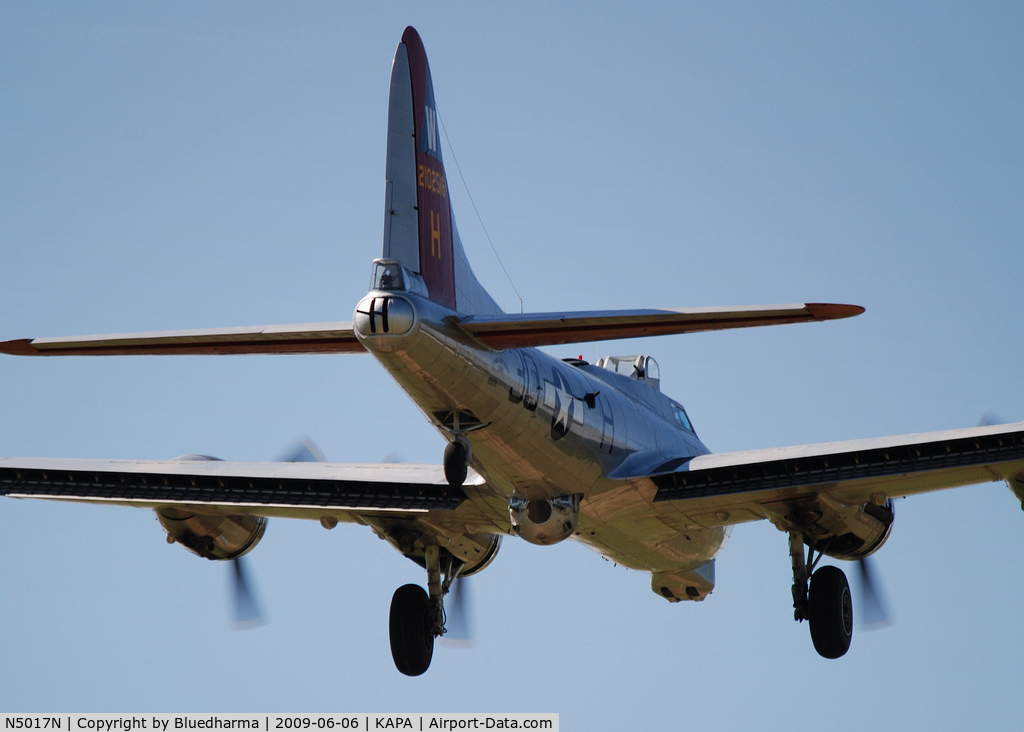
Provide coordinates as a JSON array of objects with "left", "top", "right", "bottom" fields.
[
  {"left": 509, "top": 494, "right": 580, "bottom": 546},
  {"left": 157, "top": 507, "right": 267, "bottom": 561},
  {"left": 366, "top": 514, "right": 502, "bottom": 577},
  {"left": 793, "top": 493, "right": 895, "bottom": 560},
  {"left": 453, "top": 533, "right": 502, "bottom": 577}
]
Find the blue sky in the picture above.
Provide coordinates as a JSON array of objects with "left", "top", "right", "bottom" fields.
[{"left": 2, "top": 2, "right": 1023, "bottom": 728}]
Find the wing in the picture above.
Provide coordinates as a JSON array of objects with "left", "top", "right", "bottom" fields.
[
  {"left": 0, "top": 322, "right": 364, "bottom": 356},
  {"left": 648, "top": 421, "right": 1024, "bottom": 527},
  {"left": 455, "top": 303, "right": 863, "bottom": 349},
  {"left": 0, "top": 457, "right": 506, "bottom": 532}
]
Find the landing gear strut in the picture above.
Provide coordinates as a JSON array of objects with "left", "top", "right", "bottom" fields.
[
  {"left": 788, "top": 530, "right": 853, "bottom": 659},
  {"left": 388, "top": 545, "right": 464, "bottom": 676}
]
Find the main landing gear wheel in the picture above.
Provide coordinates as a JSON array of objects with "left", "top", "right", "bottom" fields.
[
  {"left": 788, "top": 530, "right": 853, "bottom": 659},
  {"left": 389, "top": 584, "right": 434, "bottom": 676},
  {"left": 808, "top": 565, "right": 853, "bottom": 659},
  {"left": 388, "top": 546, "right": 462, "bottom": 676}
]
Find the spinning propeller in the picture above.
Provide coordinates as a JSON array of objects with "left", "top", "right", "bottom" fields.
[
  {"left": 442, "top": 576, "right": 474, "bottom": 646},
  {"left": 230, "top": 555, "right": 264, "bottom": 628},
  {"left": 227, "top": 437, "right": 327, "bottom": 629},
  {"left": 850, "top": 412, "right": 1012, "bottom": 628},
  {"left": 856, "top": 556, "right": 893, "bottom": 629}
]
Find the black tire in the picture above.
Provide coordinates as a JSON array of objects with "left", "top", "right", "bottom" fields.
[
  {"left": 443, "top": 441, "right": 468, "bottom": 487},
  {"left": 808, "top": 565, "right": 853, "bottom": 659},
  {"left": 389, "top": 584, "right": 434, "bottom": 676}
]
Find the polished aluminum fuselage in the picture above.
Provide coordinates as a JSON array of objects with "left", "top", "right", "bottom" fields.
[{"left": 355, "top": 289, "right": 727, "bottom": 599}]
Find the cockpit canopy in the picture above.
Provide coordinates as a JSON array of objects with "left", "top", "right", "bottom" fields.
[{"left": 595, "top": 355, "right": 660, "bottom": 390}]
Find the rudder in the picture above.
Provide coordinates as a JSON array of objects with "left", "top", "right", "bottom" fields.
[{"left": 382, "top": 27, "right": 500, "bottom": 315}]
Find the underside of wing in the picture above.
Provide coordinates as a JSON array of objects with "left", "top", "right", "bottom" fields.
[
  {"left": 455, "top": 303, "right": 864, "bottom": 349},
  {"left": 0, "top": 458, "right": 475, "bottom": 518},
  {"left": 649, "top": 421, "right": 1024, "bottom": 527},
  {"left": 0, "top": 322, "right": 364, "bottom": 356}
]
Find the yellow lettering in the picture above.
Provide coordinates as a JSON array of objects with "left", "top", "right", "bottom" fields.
[
  {"left": 417, "top": 164, "right": 447, "bottom": 198},
  {"left": 430, "top": 210, "right": 442, "bottom": 259}
]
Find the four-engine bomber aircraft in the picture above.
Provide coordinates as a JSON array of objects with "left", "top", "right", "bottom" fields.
[{"left": 3, "top": 27, "right": 1024, "bottom": 676}]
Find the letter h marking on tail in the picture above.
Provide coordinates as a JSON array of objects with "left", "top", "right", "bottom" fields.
[{"left": 430, "top": 210, "right": 442, "bottom": 259}]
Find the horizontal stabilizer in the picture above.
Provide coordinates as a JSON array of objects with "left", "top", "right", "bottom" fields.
[
  {"left": 456, "top": 303, "right": 863, "bottom": 349},
  {"left": 0, "top": 322, "right": 364, "bottom": 356}
]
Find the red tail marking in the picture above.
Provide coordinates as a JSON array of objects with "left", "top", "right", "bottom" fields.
[{"left": 403, "top": 27, "right": 456, "bottom": 309}]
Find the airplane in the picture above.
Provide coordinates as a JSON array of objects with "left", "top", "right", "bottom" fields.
[{"left": 2, "top": 26, "right": 1024, "bottom": 677}]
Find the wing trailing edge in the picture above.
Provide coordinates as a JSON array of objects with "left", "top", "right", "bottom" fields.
[
  {"left": 0, "top": 458, "right": 473, "bottom": 513},
  {"left": 455, "top": 303, "right": 864, "bottom": 349},
  {"left": 651, "top": 421, "right": 1024, "bottom": 509},
  {"left": 0, "top": 322, "right": 364, "bottom": 356}
]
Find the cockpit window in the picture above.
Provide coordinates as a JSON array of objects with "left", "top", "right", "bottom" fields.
[{"left": 672, "top": 402, "right": 694, "bottom": 433}]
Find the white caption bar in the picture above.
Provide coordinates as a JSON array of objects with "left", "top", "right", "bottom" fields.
[{"left": 1, "top": 715, "right": 558, "bottom": 732}]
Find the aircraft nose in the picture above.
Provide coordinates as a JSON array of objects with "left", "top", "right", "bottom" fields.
[{"left": 354, "top": 295, "right": 415, "bottom": 337}]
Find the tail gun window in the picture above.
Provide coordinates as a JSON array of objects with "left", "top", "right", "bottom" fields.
[{"left": 372, "top": 260, "right": 406, "bottom": 291}]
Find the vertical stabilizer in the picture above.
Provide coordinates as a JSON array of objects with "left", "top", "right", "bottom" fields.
[{"left": 382, "top": 27, "right": 501, "bottom": 315}]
